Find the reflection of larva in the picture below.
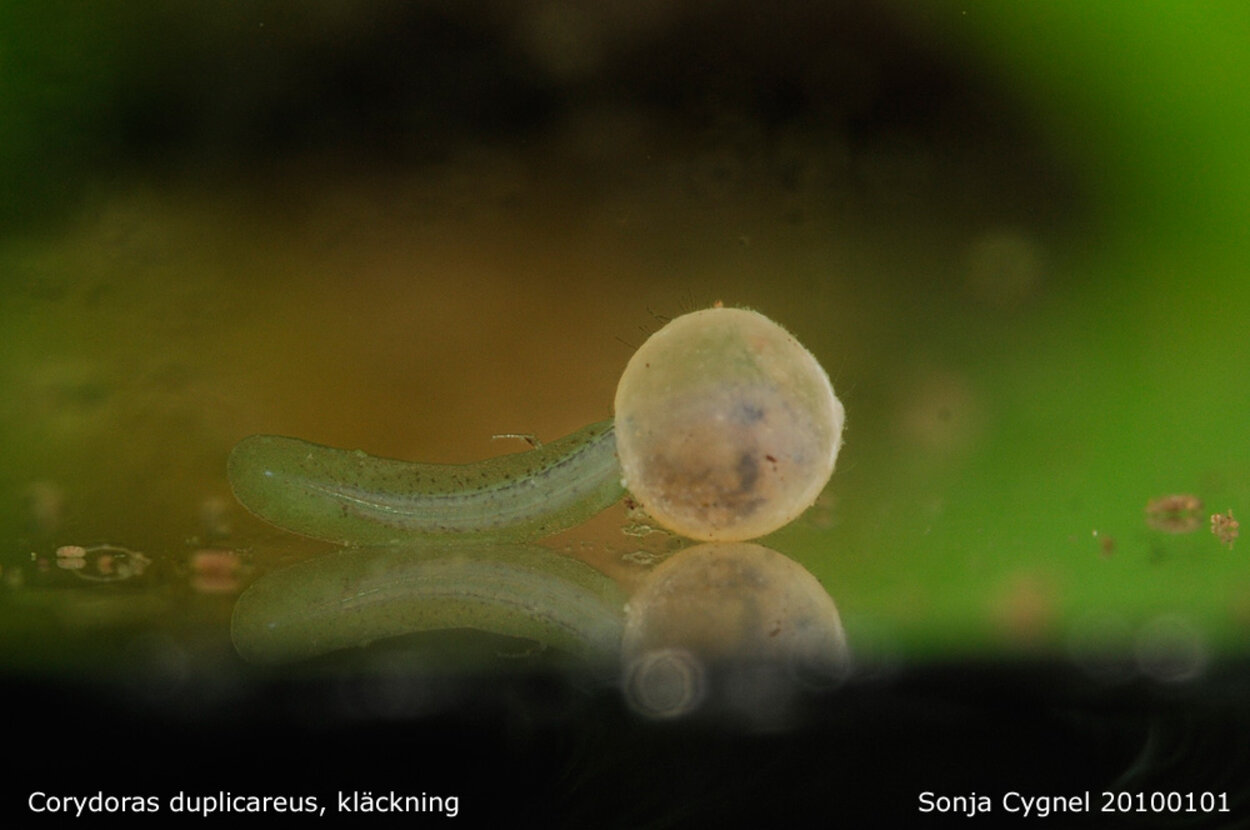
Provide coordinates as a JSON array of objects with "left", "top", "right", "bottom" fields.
[
  {"left": 228, "top": 420, "right": 623, "bottom": 544},
  {"left": 227, "top": 306, "right": 844, "bottom": 544},
  {"left": 230, "top": 544, "right": 626, "bottom": 666}
]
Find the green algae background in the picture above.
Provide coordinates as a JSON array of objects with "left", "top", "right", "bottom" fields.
[{"left": 2, "top": 0, "right": 1249, "bottom": 678}]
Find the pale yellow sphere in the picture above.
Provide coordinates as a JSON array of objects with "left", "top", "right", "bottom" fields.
[{"left": 614, "top": 307, "right": 843, "bottom": 541}]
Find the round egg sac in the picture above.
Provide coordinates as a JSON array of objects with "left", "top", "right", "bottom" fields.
[{"left": 614, "top": 307, "right": 844, "bottom": 541}]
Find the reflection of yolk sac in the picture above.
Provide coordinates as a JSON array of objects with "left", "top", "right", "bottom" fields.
[
  {"left": 615, "top": 307, "right": 844, "bottom": 542},
  {"left": 230, "top": 544, "right": 626, "bottom": 670},
  {"left": 621, "top": 543, "right": 849, "bottom": 718}
]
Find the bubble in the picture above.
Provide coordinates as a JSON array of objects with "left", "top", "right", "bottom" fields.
[
  {"left": 122, "top": 634, "right": 192, "bottom": 703},
  {"left": 518, "top": 3, "right": 604, "bottom": 81},
  {"left": 623, "top": 647, "right": 706, "bottom": 719},
  {"left": 1135, "top": 615, "right": 1207, "bottom": 683},
  {"left": 1067, "top": 612, "right": 1135, "bottom": 683},
  {"left": 56, "top": 544, "right": 150, "bottom": 582},
  {"left": 614, "top": 307, "right": 844, "bottom": 542},
  {"left": 965, "top": 228, "right": 1044, "bottom": 309},
  {"left": 896, "top": 368, "right": 980, "bottom": 458}
]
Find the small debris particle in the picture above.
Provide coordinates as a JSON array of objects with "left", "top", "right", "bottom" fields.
[
  {"left": 198, "top": 495, "right": 233, "bottom": 539},
  {"left": 491, "top": 432, "right": 541, "bottom": 449},
  {"left": 191, "top": 548, "right": 242, "bottom": 593},
  {"left": 61, "top": 545, "right": 150, "bottom": 582},
  {"left": 1211, "top": 510, "right": 1239, "bottom": 549}
]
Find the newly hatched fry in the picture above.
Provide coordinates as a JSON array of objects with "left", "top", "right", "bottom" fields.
[{"left": 228, "top": 306, "right": 844, "bottom": 544}]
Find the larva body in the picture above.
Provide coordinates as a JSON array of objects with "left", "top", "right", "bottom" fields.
[{"left": 227, "top": 420, "right": 623, "bottom": 545}]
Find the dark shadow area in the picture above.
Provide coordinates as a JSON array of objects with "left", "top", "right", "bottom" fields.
[
  {"left": 1, "top": 1, "right": 1080, "bottom": 239},
  {"left": 9, "top": 660, "right": 1250, "bottom": 827}
]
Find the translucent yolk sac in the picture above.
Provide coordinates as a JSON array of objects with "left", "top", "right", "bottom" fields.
[{"left": 613, "top": 307, "right": 844, "bottom": 542}]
